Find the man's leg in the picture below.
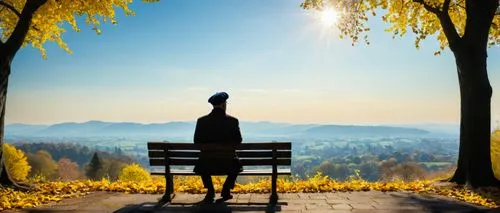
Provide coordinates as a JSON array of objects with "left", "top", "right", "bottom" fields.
[
  {"left": 200, "top": 174, "right": 215, "bottom": 202},
  {"left": 221, "top": 172, "right": 238, "bottom": 197}
]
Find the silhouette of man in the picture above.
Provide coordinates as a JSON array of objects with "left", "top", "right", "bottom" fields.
[{"left": 193, "top": 92, "right": 243, "bottom": 203}]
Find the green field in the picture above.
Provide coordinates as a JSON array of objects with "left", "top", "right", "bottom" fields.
[
  {"left": 420, "top": 162, "right": 453, "bottom": 167},
  {"left": 295, "top": 155, "right": 319, "bottom": 161}
]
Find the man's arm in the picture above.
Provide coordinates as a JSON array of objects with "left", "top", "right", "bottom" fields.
[
  {"left": 233, "top": 119, "right": 242, "bottom": 144},
  {"left": 194, "top": 119, "right": 203, "bottom": 144}
]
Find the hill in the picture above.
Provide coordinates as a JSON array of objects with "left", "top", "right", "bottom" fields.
[
  {"left": 4, "top": 120, "right": 442, "bottom": 139},
  {"left": 303, "top": 125, "right": 429, "bottom": 137}
]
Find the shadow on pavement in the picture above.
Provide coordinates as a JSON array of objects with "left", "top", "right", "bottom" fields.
[
  {"left": 393, "top": 193, "right": 495, "bottom": 213},
  {"left": 113, "top": 201, "right": 285, "bottom": 213}
]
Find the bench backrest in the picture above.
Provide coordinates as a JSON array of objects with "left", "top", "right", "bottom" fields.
[{"left": 147, "top": 142, "right": 292, "bottom": 167}]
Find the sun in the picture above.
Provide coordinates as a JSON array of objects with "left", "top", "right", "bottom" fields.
[{"left": 319, "top": 8, "right": 338, "bottom": 27}]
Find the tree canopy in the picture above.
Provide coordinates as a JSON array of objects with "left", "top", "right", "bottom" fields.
[
  {"left": 301, "top": 0, "right": 500, "bottom": 55},
  {"left": 0, "top": 0, "right": 158, "bottom": 58},
  {"left": 85, "top": 152, "right": 103, "bottom": 181},
  {"left": 27, "top": 150, "right": 57, "bottom": 180}
]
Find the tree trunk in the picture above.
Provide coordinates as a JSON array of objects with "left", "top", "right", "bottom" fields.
[
  {"left": 449, "top": 40, "right": 500, "bottom": 187},
  {"left": 446, "top": 0, "right": 500, "bottom": 188},
  {"left": 0, "top": 53, "right": 16, "bottom": 186},
  {"left": 0, "top": 54, "right": 29, "bottom": 190},
  {"left": 0, "top": 0, "right": 47, "bottom": 189}
]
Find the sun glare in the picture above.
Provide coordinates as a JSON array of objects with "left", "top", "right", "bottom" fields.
[{"left": 320, "top": 8, "right": 338, "bottom": 27}]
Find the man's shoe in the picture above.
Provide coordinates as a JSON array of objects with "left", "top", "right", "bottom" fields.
[
  {"left": 215, "top": 192, "right": 233, "bottom": 203},
  {"left": 222, "top": 193, "right": 233, "bottom": 200},
  {"left": 198, "top": 193, "right": 215, "bottom": 204}
]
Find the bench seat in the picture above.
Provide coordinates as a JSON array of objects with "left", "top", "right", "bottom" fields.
[{"left": 151, "top": 168, "right": 292, "bottom": 176}]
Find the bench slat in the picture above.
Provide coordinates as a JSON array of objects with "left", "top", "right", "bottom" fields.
[
  {"left": 149, "top": 158, "right": 291, "bottom": 166},
  {"left": 151, "top": 169, "right": 292, "bottom": 176},
  {"left": 148, "top": 150, "right": 292, "bottom": 158},
  {"left": 148, "top": 142, "right": 292, "bottom": 150}
]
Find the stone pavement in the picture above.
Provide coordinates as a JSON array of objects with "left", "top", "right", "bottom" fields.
[{"left": 5, "top": 191, "right": 499, "bottom": 213}]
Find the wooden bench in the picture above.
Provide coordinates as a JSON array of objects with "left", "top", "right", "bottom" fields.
[{"left": 147, "top": 142, "right": 292, "bottom": 205}]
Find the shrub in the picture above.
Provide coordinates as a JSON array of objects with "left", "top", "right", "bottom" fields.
[
  {"left": 118, "top": 163, "right": 151, "bottom": 182},
  {"left": 491, "top": 130, "right": 500, "bottom": 179},
  {"left": 57, "top": 158, "right": 82, "bottom": 181},
  {"left": 27, "top": 150, "right": 58, "bottom": 180},
  {"left": 3, "top": 143, "right": 30, "bottom": 182}
]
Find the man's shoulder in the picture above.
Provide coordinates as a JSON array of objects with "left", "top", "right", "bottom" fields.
[
  {"left": 197, "top": 114, "right": 211, "bottom": 121},
  {"left": 197, "top": 112, "right": 239, "bottom": 123},
  {"left": 225, "top": 114, "right": 239, "bottom": 122}
]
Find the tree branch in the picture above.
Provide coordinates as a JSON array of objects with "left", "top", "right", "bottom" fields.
[
  {"left": 412, "top": 0, "right": 441, "bottom": 14},
  {"left": 442, "top": 0, "right": 451, "bottom": 12},
  {"left": 0, "top": 1, "right": 21, "bottom": 18},
  {"left": 438, "top": 0, "right": 461, "bottom": 51},
  {"left": 0, "top": 1, "right": 41, "bottom": 45},
  {"left": 453, "top": 0, "right": 466, "bottom": 10},
  {"left": 496, "top": 0, "right": 500, "bottom": 15},
  {"left": 5, "top": 0, "right": 47, "bottom": 56},
  {"left": 413, "top": 0, "right": 461, "bottom": 51}
]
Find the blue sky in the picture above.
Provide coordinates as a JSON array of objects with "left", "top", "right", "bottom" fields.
[{"left": 6, "top": 0, "right": 500, "bottom": 125}]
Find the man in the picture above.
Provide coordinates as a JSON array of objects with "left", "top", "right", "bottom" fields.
[{"left": 193, "top": 92, "right": 243, "bottom": 203}]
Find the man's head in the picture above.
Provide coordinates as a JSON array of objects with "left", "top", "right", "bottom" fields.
[{"left": 208, "top": 92, "right": 229, "bottom": 111}]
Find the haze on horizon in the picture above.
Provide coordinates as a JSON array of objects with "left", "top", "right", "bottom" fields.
[{"left": 7, "top": 0, "right": 500, "bottom": 126}]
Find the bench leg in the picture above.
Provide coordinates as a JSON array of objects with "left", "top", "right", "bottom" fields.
[
  {"left": 156, "top": 175, "right": 174, "bottom": 208},
  {"left": 270, "top": 174, "right": 278, "bottom": 204},
  {"left": 167, "top": 174, "right": 174, "bottom": 194}
]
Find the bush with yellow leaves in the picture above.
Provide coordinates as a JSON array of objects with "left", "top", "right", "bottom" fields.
[
  {"left": 491, "top": 130, "right": 500, "bottom": 179},
  {"left": 118, "top": 163, "right": 152, "bottom": 183},
  {"left": 3, "top": 143, "right": 30, "bottom": 182}
]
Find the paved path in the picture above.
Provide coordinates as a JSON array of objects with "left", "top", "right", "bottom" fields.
[{"left": 4, "top": 191, "right": 499, "bottom": 213}]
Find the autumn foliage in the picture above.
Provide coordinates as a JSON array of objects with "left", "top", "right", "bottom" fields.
[
  {"left": 57, "top": 158, "right": 82, "bottom": 181},
  {"left": 491, "top": 130, "right": 500, "bottom": 179},
  {"left": 0, "top": 135, "right": 498, "bottom": 211},
  {"left": 2, "top": 143, "right": 30, "bottom": 182},
  {"left": 0, "top": 172, "right": 499, "bottom": 211},
  {"left": 0, "top": 0, "right": 159, "bottom": 58},
  {"left": 118, "top": 163, "right": 152, "bottom": 183},
  {"left": 301, "top": 0, "right": 500, "bottom": 54},
  {"left": 27, "top": 150, "right": 58, "bottom": 180},
  {"left": 0, "top": 138, "right": 498, "bottom": 211},
  {"left": 0, "top": 146, "right": 498, "bottom": 211}
]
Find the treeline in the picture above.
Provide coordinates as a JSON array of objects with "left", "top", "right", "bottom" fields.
[
  {"left": 8, "top": 142, "right": 137, "bottom": 181},
  {"left": 16, "top": 142, "right": 126, "bottom": 166},
  {"left": 293, "top": 153, "right": 455, "bottom": 182},
  {"left": 291, "top": 139, "right": 458, "bottom": 181},
  {"left": 8, "top": 141, "right": 458, "bottom": 183},
  {"left": 295, "top": 158, "right": 453, "bottom": 182}
]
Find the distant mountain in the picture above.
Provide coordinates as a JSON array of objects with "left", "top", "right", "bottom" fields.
[
  {"left": 302, "top": 125, "right": 429, "bottom": 137},
  {"left": 395, "top": 124, "right": 459, "bottom": 135},
  {"left": 37, "top": 120, "right": 111, "bottom": 136},
  {"left": 12, "top": 121, "right": 197, "bottom": 138},
  {"left": 5, "top": 123, "right": 49, "bottom": 135},
  {"left": 5, "top": 120, "right": 441, "bottom": 139},
  {"left": 239, "top": 122, "right": 317, "bottom": 136}
]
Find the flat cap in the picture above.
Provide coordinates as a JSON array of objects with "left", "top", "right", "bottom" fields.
[{"left": 208, "top": 92, "right": 229, "bottom": 105}]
